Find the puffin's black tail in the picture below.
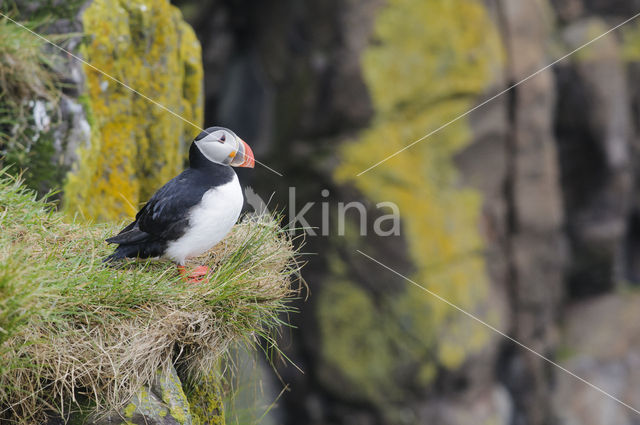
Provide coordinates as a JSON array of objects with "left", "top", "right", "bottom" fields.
[
  {"left": 103, "top": 240, "right": 166, "bottom": 263},
  {"left": 103, "top": 244, "right": 141, "bottom": 263}
]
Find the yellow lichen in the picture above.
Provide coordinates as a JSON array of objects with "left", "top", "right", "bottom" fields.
[
  {"left": 329, "top": 0, "right": 504, "bottom": 389},
  {"left": 157, "top": 367, "right": 193, "bottom": 424},
  {"left": 187, "top": 369, "right": 226, "bottom": 425},
  {"left": 123, "top": 402, "right": 137, "bottom": 418},
  {"left": 64, "top": 0, "right": 204, "bottom": 221},
  {"left": 622, "top": 21, "right": 640, "bottom": 62}
]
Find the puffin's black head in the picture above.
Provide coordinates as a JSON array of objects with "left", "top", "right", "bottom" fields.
[{"left": 190, "top": 126, "right": 255, "bottom": 169}]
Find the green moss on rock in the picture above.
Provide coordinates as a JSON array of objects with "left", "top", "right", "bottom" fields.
[
  {"left": 186, "top": 370, "right": 226, "bottom": 425},
  {"left": 327, "top": 0, "right": 504, "bottom": 398},
  {"left": 64, "top": 0, "right": 204, "bottom": 221},
  {"left": 621, "top": 21, "right": 640, "bottom": 62},
  {"left": 316, "top": 280, "right": 400, "bottom": 403}
]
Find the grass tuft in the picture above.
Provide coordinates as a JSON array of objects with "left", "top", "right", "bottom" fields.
[
  {"left": 0, "top": 171, "right": 300, "bottom": 423},
  {"left": 0, "top": 14, "right": 59, "bottom": 106},
  {"left": 0, "top": 13, "right": 70, "bottom": 194}
]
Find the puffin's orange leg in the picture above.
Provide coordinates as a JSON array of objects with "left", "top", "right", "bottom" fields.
[
  {"left": 176, "top": 265, "right": 210, "bottom": 283},
  {"left": 177, "top": 265, "right": 187, "bottom": 278}
]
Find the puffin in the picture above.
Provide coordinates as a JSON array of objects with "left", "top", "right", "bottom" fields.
[{"left": 104, "top": 126, "right": 254, "bottom": 281}]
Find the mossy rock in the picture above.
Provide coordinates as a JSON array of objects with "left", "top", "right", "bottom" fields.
[
  {"left": 87, "top": 364, "right": 224, "bottom": 425},
  {"left": 1, "top": 0, "right": 204, "bottom": 222},
  {"left": 322, "top": 0, "right": 504, "bottom": 403},
  {"left": 65, "top": 0, "right": 204, "bottom": 221}
]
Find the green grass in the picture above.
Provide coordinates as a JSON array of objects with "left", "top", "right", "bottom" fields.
[
  {"left": 0, "top": 13, "right": 76, "bottom": 194},
  {"left": 0, "top": 172, "right": 300, "bottom": 424},
  {"left": 0, "top": 14, "right": 59, "bottom": 107}
]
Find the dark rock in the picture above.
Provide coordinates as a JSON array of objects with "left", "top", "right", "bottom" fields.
[{"left": 555, "top": 18, "right": 633, "bottom": 299}]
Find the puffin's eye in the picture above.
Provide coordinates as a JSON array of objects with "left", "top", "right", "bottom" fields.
[{"left": 220, "top": 134, "right": 226, "bottom": 142}]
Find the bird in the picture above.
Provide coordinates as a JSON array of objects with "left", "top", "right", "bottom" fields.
[{"left": 104, "top": 126, "right": 254, "bottom": 282}]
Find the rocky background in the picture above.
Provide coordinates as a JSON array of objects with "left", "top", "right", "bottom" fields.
[
  {"left": 172, "top": 0, "right": 640, "bottom": 424},
  {"left": 4, "top": 0, "right": 640, "bottom": 424}
]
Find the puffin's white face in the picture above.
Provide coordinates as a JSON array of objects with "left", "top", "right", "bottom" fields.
[{"left": 194, "top": 127, "right": 255, "bottom": 168}]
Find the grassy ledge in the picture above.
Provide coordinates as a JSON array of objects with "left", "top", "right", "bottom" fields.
[{"left": 0, "top": 172, "right": 300, "bottom": 423}]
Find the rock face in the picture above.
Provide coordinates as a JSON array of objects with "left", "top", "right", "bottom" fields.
[
  {"left": 90, "top": 365, "right": 195, "bottom": 425},
  {"left": 3, "top": 0, "right": 203, "bottom": 222},
  {"left": 330, "top": 0, "right": 505, "bottom": 414},
  {"left": 497, "top": 2, "right": 567, "bottom": 424},
  {"left": 554, "top": 294, "right": 640, "bottom": 425},
  {"left": 173, "top": 0, "right": 640, "bottom": 424},
  {"left": 556, "top": 17, "right": 633, "bottom": 298},
  {"left": 81, "top": 365, "right": 224, "bottom": 425},
  {"left": 66, "top": 0, "right": 203, "bottom": 221}
]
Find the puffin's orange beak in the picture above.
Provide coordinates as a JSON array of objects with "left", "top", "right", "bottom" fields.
[{"left": 237, "top": 139, "right": 255, "bottom": 168}]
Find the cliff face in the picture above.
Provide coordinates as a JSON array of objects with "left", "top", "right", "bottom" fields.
[
  {"left": 66, "top": 0, "right": 203, "bottom": 221},
  {"left": 173, "top": 0, "right": 640, "bottom": 424},
  {"left": 328, "top": 0, "right": 503, "bottom": 405},
  {"left": 1, "top": 0, "right": 203, "bottom": 222}
]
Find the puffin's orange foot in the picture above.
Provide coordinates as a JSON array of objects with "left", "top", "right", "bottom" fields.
[
  {"left": 189, "top": 265, "right": 210, "bottom": 280},
  {"left": 177, "top": 265, "right": 210, "bottom": 283}
]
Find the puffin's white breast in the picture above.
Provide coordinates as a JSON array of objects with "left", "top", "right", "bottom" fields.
[{"left": 165, "top": 174, "right": 243, "bottom": 264}]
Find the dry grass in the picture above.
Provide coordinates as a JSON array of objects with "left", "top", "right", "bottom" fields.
[{"left": 0, "top": 172, "right": 300, "bottom": 423}]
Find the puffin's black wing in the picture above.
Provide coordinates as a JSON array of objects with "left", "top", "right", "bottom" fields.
[
  {"left": 104, "top": 169, "right": 213, "bottom": 261},
  {"left": 136, "top": 170, "right": 216, "bottom": 239},
  {"left": 104, "top": 220, "right": 146, "bottom": 244}
]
